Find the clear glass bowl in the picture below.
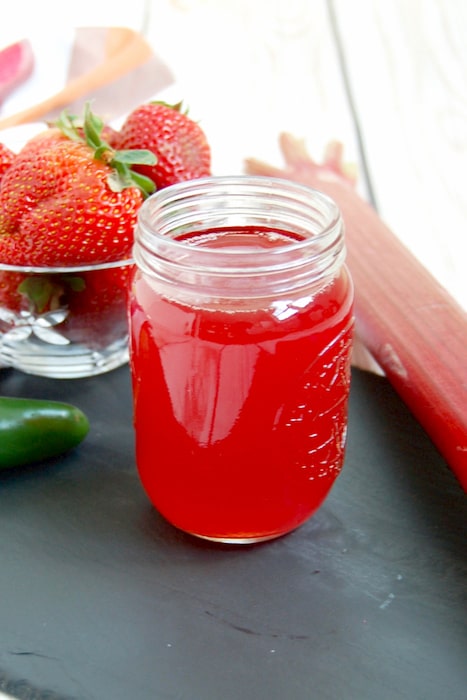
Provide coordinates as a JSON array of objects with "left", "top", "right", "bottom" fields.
[{"left": 0, "top": 258, "right": 134, "bottom": 378}]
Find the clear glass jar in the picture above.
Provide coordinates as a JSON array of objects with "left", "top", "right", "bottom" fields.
[{"left": 129, "top": 176, "right": 354, "bottom": 543}]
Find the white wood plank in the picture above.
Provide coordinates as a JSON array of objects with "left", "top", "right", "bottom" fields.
[
  {"left": 0, "top": 0, "right": 148, "bottom": 43},
  {"left": 146, "top": 0, "right": 466, "bottom": 309},
  {"left": 145, "top": 0, "right": 363, "bottom": 184},
  {"left": 332, "top": 0, "right": 467, "bottom": 309}
]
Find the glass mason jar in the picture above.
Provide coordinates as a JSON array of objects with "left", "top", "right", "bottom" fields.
[{"left": 129, "top": 176, "right": 354, "bottom": 543}]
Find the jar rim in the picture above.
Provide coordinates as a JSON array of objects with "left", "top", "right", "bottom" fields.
[
  {"left": 136, "top": 175, "right": 343, "bottom": 263},
  {"left": 134, "top": 175, "right": 346, "bottom": 298}
]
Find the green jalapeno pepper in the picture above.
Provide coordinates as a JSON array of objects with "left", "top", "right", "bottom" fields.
[{"left": 0, "top": 396, "right": 89, "bottom": 469}]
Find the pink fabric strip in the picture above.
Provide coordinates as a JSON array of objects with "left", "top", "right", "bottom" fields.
[{"left": 52, "top": 27, "right": 175, "bottom": 121}]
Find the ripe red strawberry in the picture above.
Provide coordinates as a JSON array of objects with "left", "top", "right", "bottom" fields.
[
  {"left": 0, "top": 104, "right": 155, "bottom": 353},
  {"left": 63, "top": 265, "right": 133, "bottom": 348},
  {"left": 14, "top": 127, "right": 64, "bottom": 157},
  {"left": 0, "top": 154, "right": 141, "bottom": 266},
  {"left": 0, "top": 105, "right": 156, "bottom": 266},
  {"left": 0, "top": 198, "right": 15, "bottom": 235},
  {"left": 116, "top": 101, "right": 211, "bottom": 189},
  {"left": 0, "top": 142, "right": 15, "bottom": 183},
  {"left": 0, "top": 269, "right": 27, "bottom": 313}
]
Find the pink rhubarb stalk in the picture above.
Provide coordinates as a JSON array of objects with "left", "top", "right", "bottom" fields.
[{"left": 245, "top": 134, "right": 467, "bottom": 490}]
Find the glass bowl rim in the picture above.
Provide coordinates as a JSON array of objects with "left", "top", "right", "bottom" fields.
[{"left": 0, "top": 258, "right": 135, "bottom": 274}]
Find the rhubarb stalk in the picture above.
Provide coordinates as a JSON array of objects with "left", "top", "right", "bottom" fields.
[{"left": 245, "top": 134, "right": 467, "bottom": 490}]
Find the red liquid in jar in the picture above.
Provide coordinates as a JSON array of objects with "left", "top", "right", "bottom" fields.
[{"left": 129, "top": 226, "right": 354, "bottom": 542}]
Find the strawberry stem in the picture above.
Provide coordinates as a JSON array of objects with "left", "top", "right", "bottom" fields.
[{"left": 55, "top": 102, "right": 157, "bottom": 198}]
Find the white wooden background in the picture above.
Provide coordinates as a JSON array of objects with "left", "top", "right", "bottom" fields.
[{"left": 1, "top": 0, "right": 466, "bottom": 315}]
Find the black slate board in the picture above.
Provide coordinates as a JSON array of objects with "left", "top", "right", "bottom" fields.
[{"left": 0, "top": 366, "right": 465, "bottom": 700}]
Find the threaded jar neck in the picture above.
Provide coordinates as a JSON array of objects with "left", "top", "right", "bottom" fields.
[{"left": 134, "top": 176, "right": 346, "bottom": 300}]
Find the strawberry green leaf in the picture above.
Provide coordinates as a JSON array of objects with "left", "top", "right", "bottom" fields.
[
  {"left": 128, "top": 171, "right": 156, "bottom": 197},
  {"left": 16, "top": 275, "right": 87, "bottom": 313},
  {"left": 17, "top": 276, "right": 58, "bottom": 313},
  {"left": 149, "top": 99, "right": 187, "bottom": 115},
  {"left": 113, "top": 149, "right": 157, "bottom": 166},
  {"left": 83, "top": 103, "right": 105, "bottom": 147},
  {"left": 62, "top": 275, "right": 86, "bottom": 292},
  {"left": 107, "top": 159, "right": 156, "bottom": 197},
  {"left": 94, "top": 145, "right": 112, "bottom": 162},
  {"left": 106, "top": 170, "right": 127, "bottom": 193},
  {"left": 55, "top": 111, "right": 82, "bottom": 142}
]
